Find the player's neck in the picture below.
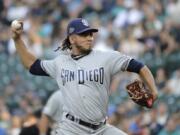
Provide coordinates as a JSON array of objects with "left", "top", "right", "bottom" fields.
[
  {"left": 71, "top": 46, "right": 91, "bottom": 56},
  {"left": 71, "top": 46, "right": 80, "bottom": 55},
  {"left": 71, "top": 49, "right": 91, "bottom": 60}
]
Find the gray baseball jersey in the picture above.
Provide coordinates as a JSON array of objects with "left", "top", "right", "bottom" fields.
[
  {"left": 41, "top": 49, "right": 131, "bottom": 124},
  {"left": 43, "top": 90, "right": 63, "bottom": 122}
]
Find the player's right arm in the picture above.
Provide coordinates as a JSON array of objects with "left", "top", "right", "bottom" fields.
[
  {"left": 11, "top": 20, "right": 36, "bottom": 70},
  {"left": 11, "top": 20, "right": 52, "bottom": 76}
]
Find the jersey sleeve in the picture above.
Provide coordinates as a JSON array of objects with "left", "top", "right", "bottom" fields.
[
  {"left": 110, "top": 51, "right": 132, "bottom": 75},
  {"left": 43, "top": 91, "right": 62, "bottom": 119},
  {"left": 41, "top": 59, "right": 57, "bottom": 78}
]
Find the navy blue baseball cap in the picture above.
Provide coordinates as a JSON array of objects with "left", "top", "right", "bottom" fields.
[{"left": 67, "top": 18, "right": 98, "bottom": 36}]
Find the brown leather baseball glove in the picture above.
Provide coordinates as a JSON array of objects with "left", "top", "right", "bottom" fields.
[{"left": 126, "top": 80, "right": 154, "bottom": 108}]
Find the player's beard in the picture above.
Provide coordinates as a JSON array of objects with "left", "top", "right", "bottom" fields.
[{"left": 76, "top": 44, "right": 92, "bottom": 55}]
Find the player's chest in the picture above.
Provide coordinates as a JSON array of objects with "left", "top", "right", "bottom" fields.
[{"left": 57, "top": 59, "right": 106, "bottom": 85}]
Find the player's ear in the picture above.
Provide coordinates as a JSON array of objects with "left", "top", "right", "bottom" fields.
[{"left": 69, "top": 35, "right": 75, "bottom": 44}]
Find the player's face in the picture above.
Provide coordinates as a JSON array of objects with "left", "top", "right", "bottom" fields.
[{"left": 71, "top": 31, "right": 94, "bottom": 55}]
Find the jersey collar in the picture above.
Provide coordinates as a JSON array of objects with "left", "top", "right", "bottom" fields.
[{"left": 71, "top": 50, "right": 91, "bottom": 60}]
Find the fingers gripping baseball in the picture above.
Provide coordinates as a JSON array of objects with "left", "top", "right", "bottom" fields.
[
  {"left": 11, "top": 20, "right": 23, "bottom": 39},
  {"left": 126, "top": 80, "right": 154, "bottom": 108}
]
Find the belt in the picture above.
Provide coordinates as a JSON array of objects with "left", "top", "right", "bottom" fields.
[{"left": 65, "top": 113, "right": 105, "bottom": 130}]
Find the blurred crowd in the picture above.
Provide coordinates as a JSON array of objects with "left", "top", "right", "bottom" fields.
[{"left": 0, "top": 0, "right": 180, "bottom": 135}]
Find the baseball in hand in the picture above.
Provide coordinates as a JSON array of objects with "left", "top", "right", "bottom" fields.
[{"left": 11, "top": 20, "right": 22, "bottom": 30}]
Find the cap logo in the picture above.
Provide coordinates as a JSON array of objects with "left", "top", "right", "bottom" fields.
[
  {"left": 82, "top": 19, "right": 89, "bottom": 26},
  {"left": 69, "top": 27, "right": 75, "bottom": 34}
]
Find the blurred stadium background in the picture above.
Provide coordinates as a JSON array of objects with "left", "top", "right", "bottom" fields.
[{"left": 0, "top": 0, "right": 180, "bottom": 135}]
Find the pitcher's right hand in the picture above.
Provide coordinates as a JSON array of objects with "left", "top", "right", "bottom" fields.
[{"left": 11, "top": 20, "right": 23, "bottom": 40}]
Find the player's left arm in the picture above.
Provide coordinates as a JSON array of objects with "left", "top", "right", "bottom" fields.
[
  {"left": 139, "top": 66, "right": 158, "bottom": 100},
  {"left": 127, "top": 59, "right": 158, "bottom": 101}
]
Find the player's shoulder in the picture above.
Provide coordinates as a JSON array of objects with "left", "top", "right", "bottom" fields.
[
  {"left": 92, "top": 49, "right": 123, "bottom": 57},
  {"left": 92, "top": 49, "right": 111, "bottom": 54},
  {"left": 53, "top": 50, "right": 70, "bottom": 61}
]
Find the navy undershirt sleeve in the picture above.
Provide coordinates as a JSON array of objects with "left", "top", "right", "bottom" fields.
[
  {"left": 127, "top": 59, "right": 144, "bottom": 73},
  {"left": 29, "top": 59, "right": 49, "bottom": 76}
]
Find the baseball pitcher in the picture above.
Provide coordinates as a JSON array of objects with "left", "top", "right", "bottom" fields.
[{"left": 11, "top": 18, "right": 158, "bottom": 135}]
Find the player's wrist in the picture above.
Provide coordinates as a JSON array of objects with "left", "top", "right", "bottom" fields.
[
  {"left": 13, "top": 37, "right": 23, "bottom": 45},
  {"left": 12, "top": 33, "right": 21, "bottom": 41},
  {"left": 152, "top": 91, "right": 158, "bottom": 101}
]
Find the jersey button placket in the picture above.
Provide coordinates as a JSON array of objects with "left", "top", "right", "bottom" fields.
[{"left": 76, "top": 66, "right": 86, "bottom": 103}]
